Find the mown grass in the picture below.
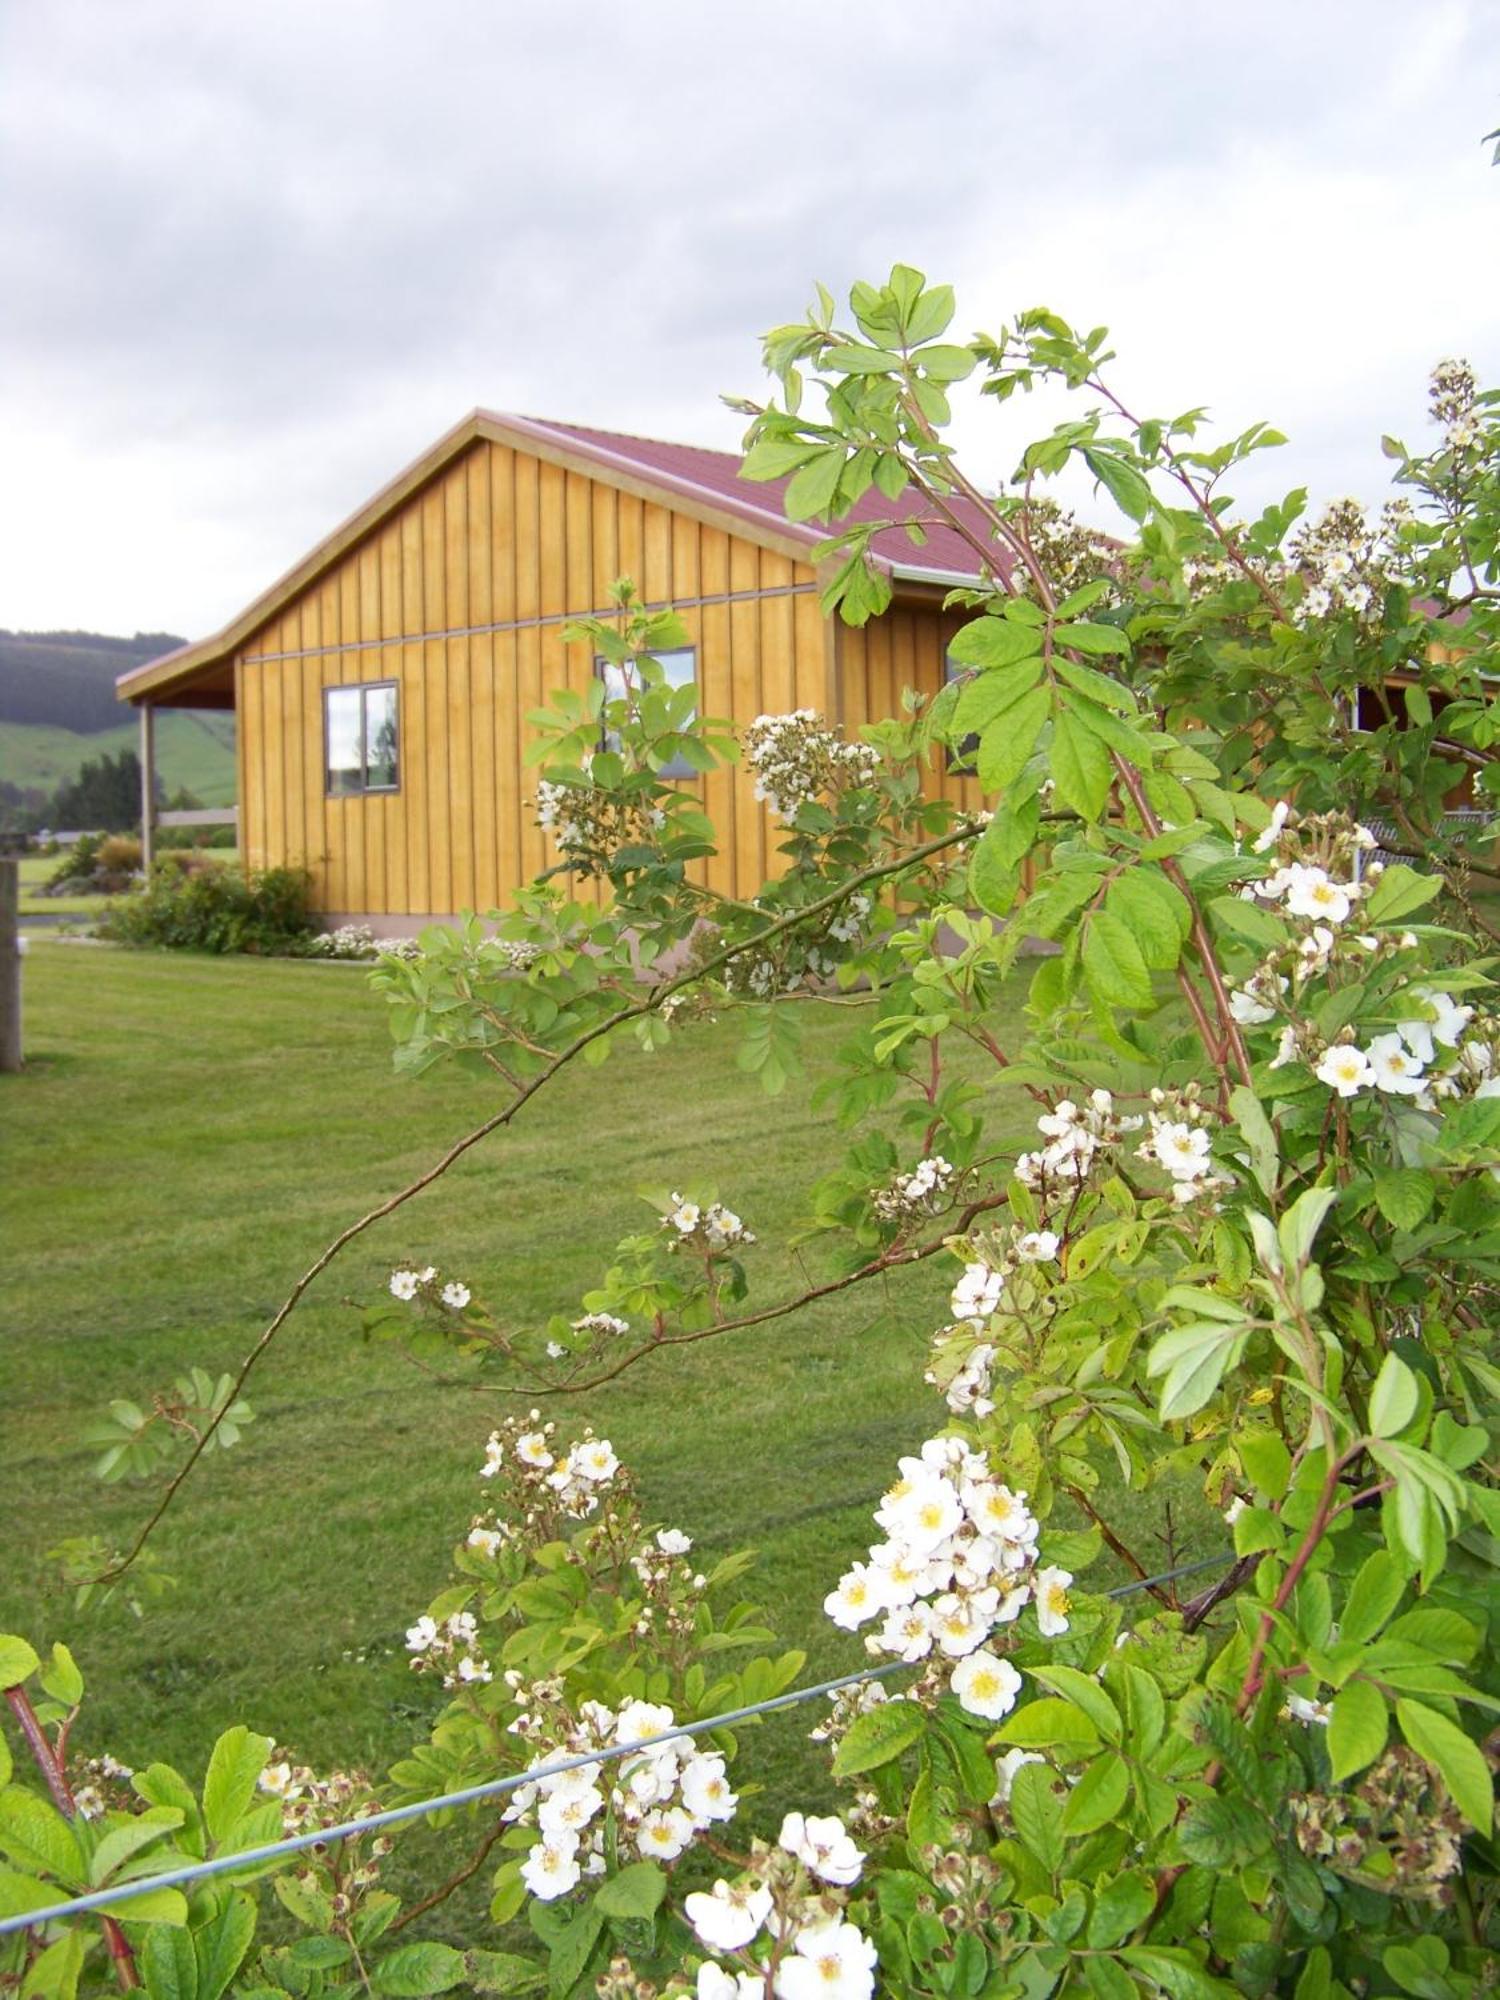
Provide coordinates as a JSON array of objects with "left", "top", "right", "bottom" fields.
[{"left": 1, "top": 943, "right": 1206, "bottom": 1935}]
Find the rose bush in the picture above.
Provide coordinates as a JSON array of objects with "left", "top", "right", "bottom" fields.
[{"left": 6, "top": 264, "right": 1500, "bottom": 1996}]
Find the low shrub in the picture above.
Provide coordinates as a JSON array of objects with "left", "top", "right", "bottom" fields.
[
  {"left": 41, "top": 831, "right": 143, "bottom": 895},
  {"left": 305, "top": 922, "right": 423, "bottom": 961},
  {"left": 100, "top": 861, "right": 316, "bottom": 954}
]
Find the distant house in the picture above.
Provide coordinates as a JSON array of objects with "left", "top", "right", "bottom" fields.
[{"left": 117, "top": 414, "right": 996, "bottom": 926}]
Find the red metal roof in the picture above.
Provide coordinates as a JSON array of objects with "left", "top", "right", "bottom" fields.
[{"left": 492, "top": 413, "right": 1008, "bottom": 583}]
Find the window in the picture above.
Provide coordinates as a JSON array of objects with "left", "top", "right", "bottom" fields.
[
  {"left": 944, "top": 654, "right": 979, "bottom": 774},
  {"left": 325, "top": 682, "right": 399, "bottom": 795},
  {"left": 596, "top": 648, "right": 697, "bottom": 779}
]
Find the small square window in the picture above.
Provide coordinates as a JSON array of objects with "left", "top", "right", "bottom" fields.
[
  {"left": 944, "top": 654, "right": 978, "bottom": 774},
  {"left": 325, "top": 682, "right": 400, "bottom": 795},
  {"left": 596, "top": 648, "right": 697, "bottom": 779}
]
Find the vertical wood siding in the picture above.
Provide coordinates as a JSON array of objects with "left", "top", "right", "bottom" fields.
[{"left": 236, "top": 439, "right": 971, "bottom": 916}]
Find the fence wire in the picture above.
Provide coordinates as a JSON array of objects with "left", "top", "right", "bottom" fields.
[{"left": 0, "top": 1551, "right": 1235, "bottom": 1939}]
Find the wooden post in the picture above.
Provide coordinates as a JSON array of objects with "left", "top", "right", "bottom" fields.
[
  {"left": 0, "top": 857, "right": 20, "bottom": 1074},
  {"left": 139, "top": 702, "right": 156, "bottom": 871}
]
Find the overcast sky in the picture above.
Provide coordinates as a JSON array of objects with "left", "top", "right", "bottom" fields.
[{"left": 2, "top": 0, "right": 1496, "bottom": 640}]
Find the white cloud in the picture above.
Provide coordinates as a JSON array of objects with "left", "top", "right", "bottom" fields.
[{"left": 0, "top": 0, "right": 1494, "bottom": 633}]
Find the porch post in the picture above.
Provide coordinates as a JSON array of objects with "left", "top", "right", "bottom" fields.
[
  {"left": 1, "top": 857, "right": 20, "bottom": 1074},
  {"left": 139, "top": 702, "right": 156, "bottom": 870}
]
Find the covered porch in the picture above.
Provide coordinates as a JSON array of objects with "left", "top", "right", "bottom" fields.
[{"left": 116, "top": 644, "right": 238, "bottom": 867}]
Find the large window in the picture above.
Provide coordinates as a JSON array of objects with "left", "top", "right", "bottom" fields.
[
  {"left": 944, "top": 654, "right": 979, "bottom": 774},
  {"left": 325, "top": 682, "right": 399, "bottom": 796},
  {"left": 596, "top": 647, "right": 697, "bottom": 779}
]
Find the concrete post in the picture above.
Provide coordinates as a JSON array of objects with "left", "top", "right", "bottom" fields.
[
  {"left": 139, "top": 703, "right": 156, "bottom": 871},
  {"left": 0, "top": 857, "right": 20, "bottom": 1074}
]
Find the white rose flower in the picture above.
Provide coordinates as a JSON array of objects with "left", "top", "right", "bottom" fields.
[
  {"left": 404, "top": 1615, "right": 438, "bottom": 1653},
  {"left": 951, "top": 1650, "right": 1023, "bottom": 1721},
  {"left": 1033, "top": 1566, "right": 1073, "bottom": 1637},
  {"left": 824, "top": 1563, "right": 891, "bottom": 1631},
  {"left": 1283, "top": 866, "right": 1353, "bottom": 925},
  {"left": 520, "top": 1836, "right": 581, "bottom": 1901},
  {"left": 876, "top": 1601, "right": 936, "bottom": 1663},
  {"left": 1014, "top": 1230, "right": 1060, "bottom": 1263},
  {"left": 389, "top": 1270, "right": 420, "bottom": 1301},
  {"left": 637, "top": 1805, "right": 695, "bottom": 1861},
  {"left": 574, "top": 1439, "right": 619, "bottom": 1482},
  {"left": 773, "top": 1920, "right": 878, "bottom": 2000},
  {"left": 440, "top": 1280, "right": 471, "bottom": 1310},
  {"left": 1365, "top": 1033, "right": 1426, "bottom": 1096},
  {"left": 656, "top": 1528, "right": 693, "bottom": 1555},
  {"left": 684, "top": 1879, "right": 773, "bottom": 1954},
  {"left": 778, "top": 1810, "right": 864, "bottom": 1886},
  {"left": 930, "top": 1593, "right": 991, "bottom": 1658},
  {"left": 883, "top": 1475, "right": 963, "bottom": 1553},
  {"left": 681, "top": 1754, "right": 737, "bottom": 1824},
  {"left": 1314, "top": 1045, "right": 1372, "bottom": 1098}
]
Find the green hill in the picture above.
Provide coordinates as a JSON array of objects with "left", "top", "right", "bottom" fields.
[
  {"left": 0, "top": 712, "right": 236, "bottom": 809},
  {"left": 0, "top": 628, "right": 187, "bottom": 732}
]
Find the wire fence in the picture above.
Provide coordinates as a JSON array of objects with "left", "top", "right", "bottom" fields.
[{"left": 0, "top": 1551, "right": 1236, "bottom": 1940}]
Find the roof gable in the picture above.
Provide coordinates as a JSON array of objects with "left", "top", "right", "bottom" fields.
[{"left": 119, "top": 411, "right": 1004, "bottom": 704}]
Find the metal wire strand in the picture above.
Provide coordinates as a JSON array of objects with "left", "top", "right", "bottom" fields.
[{"left": 0, "top": 1551, "right": 1234, "bottom": 1939}]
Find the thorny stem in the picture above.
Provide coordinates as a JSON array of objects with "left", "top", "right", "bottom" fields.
[
  {"left": 386, "top": 1817, "right": 507, "bottom": 1934},
  {"left": 4, "top": 1683, "right": 139, "bottom": 1989},
  {"left": 1063, "top": 1487, "right": 1170, "bottom": 1604},
  {"left": 99, "top": 822, "right": 984, "bottom": 1583}
]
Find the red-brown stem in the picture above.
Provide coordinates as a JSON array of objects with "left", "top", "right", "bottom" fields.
[
  {"left": 1235, "top": 1452, "right": 1351, "bottom": 1716},
  {"left": 1109, "top": 752, "right": 1253, "bottom": 1090},
  {"left": 1063, "top": 1487, "right": 1169, "bottom": 1603},
  {"left": 4, "top": 1685, "right": 139, "bottom": 1989}
]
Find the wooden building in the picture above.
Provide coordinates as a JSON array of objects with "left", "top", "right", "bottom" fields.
[{"left": 117, "top": 414, "right": 996, "bottom": 925}]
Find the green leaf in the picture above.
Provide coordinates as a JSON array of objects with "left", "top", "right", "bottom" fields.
[
  {"left": 1059, "top": 1752, "right": 1129, "bottom": 1835},
  {"left": 1363, "top": 864, "right": 1442, "bottom": 927},
  {"left": 832, "top": 1698, "right": 927, "bottom": 1776},
  {"left": 372, "top": 1944, "right": 468, "bottom": 1996},
  {"left": 1119, "top": 1947, "right": 1236, "bottom": 1999},
  {"left": 976, "top": 687, "right": 1051, "bottom": 791},
  {"left": 783, "top": 449, "right": 846, "bottom": 522},
  {"left": 535, "top": 1902, "right": 604, "bottom": 2000},
  {"left": 1228, "top": 1087, "right": 1279, "bottom": 1200},
  {"left": 947, "top": 616, "right": 1044, "bottom": 671},
  {"left": 1328, "top": 1680, "right": 1388, "bottom": 1782},
  {"left": 995, "top": 1697, "right": 1101, "bottom": 1753},
  {"left": 142, "top": 1926, "right": 198, "bottom": 2000},
  {"left": 0, "top": 1791, "right": 84, "bottom": 1885},
  {"left": 1106, "top": 870, "right": 1189, "bottom": 971},
  {"left": 1008, "top": 1761, "right": 1063, "bottom": 1874},
  {"left": 201, "top": 1727, "right": 273, "bottom": 1847},
  {"left": 464, "top": 1952, "right": 547, "bottom": 1995},
  {"left": 95, "top": 1887, "right": 188, "bottom": 1925},
  {"left": 1397, "top": 1698, "right": 1494, "bottom": 1831},
  {"left": 1147, "top": 1316, "right": 1251, "bottom": 1422},
  {"left": 1081, "top": 448, "right": 1154, "bottom": 523},
  {"left": 593, "top": 1861, "right": 666, "bottom": 1921},
  {"left": 194, "top": 1892, "right": 258, "bottom": 2000},
  {"left": 1370, "top": 1352, "right": 1421, "bottom": 1439},
  {"left": 38, "top": 1646, "right": 83, "bottom": 1709},
  {"left": 952, "top": 659, "right": 1045, "bottom": 735},
  {"left": 0, "top": 1870, "right": 59, "bottom": 1919},
  {"left": 1087, "top": 1871, "right": 1155, "bottom": 1949},
  {"left": 1239, "top": 1429, "right": 1291, "bottom": 1502},
  {"left": 1055, "top": 619, "right": 1131, "bottom": 657},
  {"left": 88, "top": 1808, "right": 183, "bottom": 1886},
  {"left": 1374, "top": 1170, "right": 1436, "bottom": 1231},
  {"left": 1051, "top": 709, "right": 1113, "bottom": 819},
  {"left": 1082, "top": 911, "right": 1153, "bottom": 1011},
  {"left": 1340, "top": 1551, "right": 1406, "bottom": 1646},
  {"left": 1028, "top": 1665, "right": 1121, "bottom": 1742},
  {"left": 0, "top": 1637, "right": 40, "bottom": 1690},
  {"left": 1277, "top": 1185, "right": 1337, "bottom": 1270}
]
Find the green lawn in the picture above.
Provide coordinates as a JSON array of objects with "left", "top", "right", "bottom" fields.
[{"left": 1, "top": 943, "right": 1206, "bottom": 1935}]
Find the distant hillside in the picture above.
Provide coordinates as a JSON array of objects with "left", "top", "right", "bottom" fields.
[
  {"left": 0, "top": 628, "right": 187, "bottom": 732},
  {"left": 0, "top": 712, "right": 237, "bottom": 809}
]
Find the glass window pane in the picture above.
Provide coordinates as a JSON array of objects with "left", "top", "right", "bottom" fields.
[
  {"left": 326, "top": 687, "right": 364, "bottom": 795},
  {"left": 364, "top": 684, "right": 399, "bottom": 789},
  {"left": 654, "top": 648, "right": 696, "bottom": 779}
]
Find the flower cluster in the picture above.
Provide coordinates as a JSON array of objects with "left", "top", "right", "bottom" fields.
[
  {"left": 1013, "top": 1088, "right": 1141, "bottom": 1194},
  {"left": 69, "top": 1752, "right": 134, "bottom": 1821},
  {"left": 1290, "top": 498, "right": 1404, "bottom": 624},
  {"left": 474, "top": 1411, "right": 625, "bottom": 1524},
  {"left": 1431, "top": 356, "right": 1481, "bottom": 455},
  {"left": 482, "top": 935, "right": 541, "bottom": 972},
  {"left": 535, "top": 777, "right": 667, "bottom": 875},
  {"left": 686, "top": 1817, "right": 875, "bottom": 2000},
  {"left": 387, "top": 1264, "right": 471, "bottom": 1310},
  {"left": 502, "top": 1697, "right": 738, "bottom": 1901},
  {"left": 259, "top": 1755, "right": 384, "bottom": 1839},
  {"left": 1289, "top": 1746, "right": 1465, "bottom": 1903},
  {"left": 1007, "top": 495, "right": 1118, "bottom": 606},
  {"left": 1136, "top": 1086, "right": 1233, "bottom": 1207},
  {"left": 404, "top": 1606, "right": 494, "bottom": 1688},
  {"left": 744, "top": 711, "right": 880, "bottom": 821},
  {"left": 663, "top": 1194, "right": 756, "bottom": 1254},
  {"left": 1312, "top": 988, "right": 1481, "bottom": 1105},
  {"left": 870, "top": 1154, "right": 955, "bottom": 1224},
  {"left": 824, "top": 1434, "right": 1069, "bottom": 1720},
  {"left": 927, "top": 1224, "right": 1061, "bottom": 1419}
]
